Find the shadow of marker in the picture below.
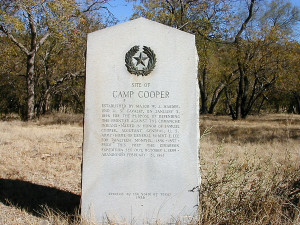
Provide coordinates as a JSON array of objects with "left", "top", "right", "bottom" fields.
[{"left": 0, "top": 179, "right": 80, "bottom": 217}]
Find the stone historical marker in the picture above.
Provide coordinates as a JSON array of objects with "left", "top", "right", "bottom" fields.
[{"left": 81, "top": 18, "right": 200, "bottom": 224}]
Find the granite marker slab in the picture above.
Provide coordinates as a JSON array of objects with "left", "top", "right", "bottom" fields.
[{"left": 81, "top": 18, "right": 200, "bottom": 224}]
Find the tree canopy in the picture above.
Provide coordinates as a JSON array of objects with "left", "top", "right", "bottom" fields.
[
  {"left": 0, "top": 0, "right": 299, "bottom": 120},
  {"left": 129, "top": 0, "right": 300, "bottom": 118},
  {"left": 0, "top": 0, "right": 112, "bottom": 120}
]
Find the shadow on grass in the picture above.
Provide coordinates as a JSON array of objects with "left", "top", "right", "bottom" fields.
[{"left": 0, "top": 179, "right": 80, "bottom": 217}]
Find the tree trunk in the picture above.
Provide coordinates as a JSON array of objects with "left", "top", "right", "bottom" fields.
[
  {"left": 199, "top": 67, "right": 208, "bottom": 114},
  {"left": 241, "top": 76, "right": 249, "bottom": 119},
  {"left": 235, "top": 62, "right": 245, "bottom": 120},
  {"left": 27, "top": 54, "right": 36, "bottom": 120},
  {"left": 225, "top": 88, "right": 236, "bottom": 119},
  {"left": 208, "top": 83, "right": 225, "bottom": 114},
  {"left": 37, "top": 89, "right": 51, "bottom": 116},
  {"left": 0, "top": 9, "right": 50, "bottom": 120},
  {"left": 294, "top": 92, "right": 300, "bottom": 114},
  {"left": 257, "top": 96, "right": 266, "bottom": 114},
  {"left": 45, "top": 91, "right": 51, "bottom": 113},
  {"left": 233, "top": 0, "right": 255, "bottom": 120}
]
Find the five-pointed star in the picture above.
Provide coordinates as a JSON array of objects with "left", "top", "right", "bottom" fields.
[{"left": 134, "top": 53, "right": 148, "bottom": 66}]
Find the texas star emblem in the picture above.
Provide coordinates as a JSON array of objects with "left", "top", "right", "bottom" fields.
[{"left": 125, "top": 45, "right": 156, "bottom": 76}]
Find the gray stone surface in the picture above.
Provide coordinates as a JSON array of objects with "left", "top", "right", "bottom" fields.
[{"left": 81, "top": 18, "right": 200, "bottom": 224}]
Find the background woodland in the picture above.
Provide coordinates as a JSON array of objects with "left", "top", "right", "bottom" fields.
[{"left": 0, "top": 0, "right": 299, "bottom": 120}]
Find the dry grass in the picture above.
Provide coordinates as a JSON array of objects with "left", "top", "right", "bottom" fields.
[
  {"left": 200, "top": 114, "right": 299, "bottom": 171},
  {"left": 0, "top": 113, "right": 299, "bottom": 224},
  {"left": 199, "top": 114, "right": 300, "bottom": 225},
  {"left": 0, "top": 120, "right": 82, "bottom": 224}
]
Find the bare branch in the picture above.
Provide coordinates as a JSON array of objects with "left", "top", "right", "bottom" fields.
[
  {"left": 178, "top": 21, "right": 190, "bottom": 30},
  {"left": 165, "top": 0, "right": 175, "bottom": 15},
  {"left": 0, "top": 25, "right": 30, "bottom": 55},
  {"left": 36, "top": 32, "right": 50, "bottom": 52},
  {"left": 27, "top": 11, "right": 38, "bottom": 53},
  {"left": 196, "top": 29, "right": 232, "bottom": 44},
  {"left": 82, "top": 0, "right": 109, "bottom": 13},
  {"left": 235, "top": 0, "right": 256, "bottom": 43},
  {"left": 55, "top": 70, "right": 85, "bottom": 86}
]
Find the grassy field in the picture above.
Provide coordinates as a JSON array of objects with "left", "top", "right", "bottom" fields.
[{"left": 0, "top": 113, "right": 299, "bottom": 224}]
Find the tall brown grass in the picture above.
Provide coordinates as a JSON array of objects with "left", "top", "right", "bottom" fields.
[
  {"left": 0, "top": 113, "right": 299, "bottom": 224},
  {"left": 199, "top": 114, "right": 299, "bottom": 225}
]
